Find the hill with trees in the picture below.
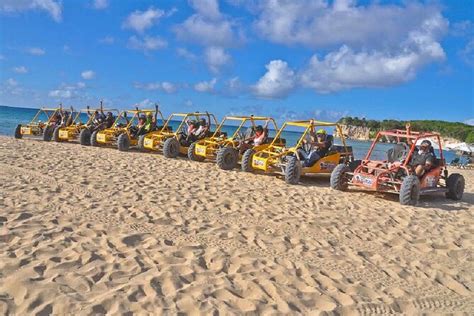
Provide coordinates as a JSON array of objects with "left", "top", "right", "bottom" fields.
[{"left": 337, "top": 117, "right": 474, "bottom": 143}]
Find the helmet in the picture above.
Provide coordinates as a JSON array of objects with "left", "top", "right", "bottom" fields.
[
  {"left": 139, "top": 114, "right": 146, "bottom": 120},
  {"left": 421, "top": 140, "right": 432, "bottom": 147},
  {"left": 107, "top": 112, "right": 113, "bottom": 117},
  {"left": 316, "top": 129, "right": 327, "bottom": 135},
  {"left": 255, "top": 125, "right": 263, "bottom": 132}
]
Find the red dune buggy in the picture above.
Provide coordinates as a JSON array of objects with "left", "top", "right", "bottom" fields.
[{"left": 330, "top": 128, "right": 465, "bottom": 205}]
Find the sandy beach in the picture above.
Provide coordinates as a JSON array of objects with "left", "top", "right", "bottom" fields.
[{"left": 0, "top": 135, "right": 472, "bottom": 315}]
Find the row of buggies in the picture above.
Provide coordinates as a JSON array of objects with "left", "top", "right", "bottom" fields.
[{"left": 14, "top": 104, "right": 465, "bottom": 206}]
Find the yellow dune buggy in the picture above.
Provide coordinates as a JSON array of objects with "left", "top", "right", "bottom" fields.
[
  {"left": 14, "top": 106, "right": 63, "bottom": 141},
  {"left": 141, "top": 112, "right": 219, "bottom": 158},
  {"left": 91, "top": 106, "right": 166, "bottom": 151},
  {"left": 247, "top": 120, "right": 355, "bottom": 184},
  {"left": 189, "top": 116, "right": 283, "bottom": 170},
  {"left": 52, "top": 104, "right": 119, "bottom": 145}
]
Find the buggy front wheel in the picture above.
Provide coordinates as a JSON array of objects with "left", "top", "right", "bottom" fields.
[
  {"left": 216, "top": 146, "right": 238, "bottom": 170},
  {"left": 399, "top": 175, "right": 420, "bottom": 206},
  {"left": 53, "top": 126, "right": 61, "bottom": 142},
  {"left": 285, "top": 156, "right": 301, "bottom": 185},
  {"left": 330, "top": 164, "right": 350, "bottom": 191},
  {"left": 117, "top": 133, "right": 130, "bottom": 151},
  {"left": 91, "top": 130, "right": 99, "bottom": 147},
  {"left": 43, "top": 126, "right": 53, "bottom": 141},
  {"left": 163, "top": 138, "right": 180, "bottom": 158},
  {"left": 14, "top": 124, "right": 22, "bottom": 139},
  {"left": 241, "top": 149, "right": 255, "bottom": 172},
  {"left": 79, "top": 128, "right": 91, "bottom": 146}
]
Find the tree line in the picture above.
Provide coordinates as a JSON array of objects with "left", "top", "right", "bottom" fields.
[{"left": 337, "top": 117, "right": 474, "bottom": 143}]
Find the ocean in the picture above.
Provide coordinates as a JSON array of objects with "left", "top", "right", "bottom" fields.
[{"left": 0, "top": 105, "right": 456, "bottom": 162}]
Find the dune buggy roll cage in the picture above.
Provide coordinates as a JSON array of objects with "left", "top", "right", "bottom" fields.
[
  {"left": 365, "top": 129, "right": 444, "bottom": 164},
  {"left": 210, "top": 115, "right": 279, "bottom": 140},
  {"left": 158, "top": 112, "right": 219, "bottom": 136},
  {"left": 28, "top": 106, "right": 63, "bottom": 125},
  {"left": 258, "top": 120, "right": 350, "bottom": 160},
  {"left": 111, "top": 108, "right": 166, "bottom": 129}
]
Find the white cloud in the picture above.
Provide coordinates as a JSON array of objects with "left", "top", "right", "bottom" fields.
[
  {"left": 81, "top": 70, "right": 95, "bottom": 80},
  {"left": 174, "top": 0, "right": 243, "bottom": 48},
  {"left": 459, "top": 39, "right": 474, "bottom": 67},
  {"left": 92, "top": 0, "right": 108, "bottom": 10},
  {"left": 250, "top": 1, "right": 447, "bottom": 96},
  {"left": 189, "top": 0, "right": 221, "bottom": 20},
  {"left": 205, "top": 46, "right": 231, "bottom": 73},
  {"left": 27, "top": 47, "right": 45, "bottom": 55},
  {"left": 134, "top": 81, "right": 178, "bottom": 93},
  {"left": 253, "top": 1, "right": 447, "bottom": 50},
  {"left": 194, "top": 78, "right": 217, "bottom": 93},
  {"left": 136, "top": 99, "right": 155, "bottom": 108},
  {"left": 176, "top": 47, "right": 197, "bottom": 61},
  {"left": 13, "top": 66, "right": 28, "bottom": 74},
  {"left": 127, "top": 36, "right": 167, "bottom": 53},
  {"left": 123, "top": 7, "right": 164, "bottom": 33},
  {"left": 253, "top": 60, "right": 296, "bottom": 99},
  {"left": 1, "top": 0, "right": 62, "bottom": 22},
  {"left": 99, "top": 36, "right": 114, "bottom": 44},
  {"left": 464, "top": 119, "right": 474, "bottom": 126},
  {"left": 6, "top": 78, "right": 18, "bottom": 86},
  {"left": 48, "top": 82, "right": 86, "bottom": 99},
  {"left": 299, "top": 24, "right": 446, "bottom": 93}
]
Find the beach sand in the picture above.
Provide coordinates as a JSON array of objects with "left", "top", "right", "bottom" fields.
[{"left": 0, "top": 135, "right": 472, "bottom": 315}]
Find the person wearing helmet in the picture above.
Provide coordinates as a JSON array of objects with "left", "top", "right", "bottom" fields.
[
  {"left": 410, "top": 140, "right": 435, "bottom": 177},
  {"left": 297, "top": 128, "right": 333, "bottom": 167}
]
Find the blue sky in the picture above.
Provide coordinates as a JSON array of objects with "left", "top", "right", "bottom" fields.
[{"left": 0, "top": 0, "right": 473, "bottom": 124}]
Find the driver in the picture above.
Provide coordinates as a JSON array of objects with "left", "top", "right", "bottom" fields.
[
  {"left": 104, "top": 112, "right": 115, "bottom": 128},
  {"left": 410, "top": 140, "right": 435, "bottom": 177},
  {"left": 193, "top": 118, "right": 209, "bottom": 139},
  {"left": 297, "top": 129, "right": 333, "bottom": 167},
  {"left": 239, "top": 125, "right": 267, "bottom": 154},
  {"left": 132, "top": 115, "right": 147, "bottom": 138}
]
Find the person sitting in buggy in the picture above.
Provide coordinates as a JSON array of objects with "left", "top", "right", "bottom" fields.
[
  {"left": 238, "top": 124, "right": 269, "bottom": 154},
  {"left": 409, "top": 140, "right": 435, "bottom": 177},
  {"left": 297, "top": 129, "right": 333, "bottom": 167}
]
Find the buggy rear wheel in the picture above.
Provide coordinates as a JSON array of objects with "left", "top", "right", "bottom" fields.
[
  {"left": 446, "top": 173, "right": 464, "bottom": 200},
  {"left": 217, "top": 146, "right": 238, "bottom": 170},
  {"left": 117, "top": 133, "right": 130, "bottom": 151},
  {"left": 91, "top": 130, "right": 99, "bottom": 147},
  {"left": 79, "top": 128, "right": 91, "bottom": 146},
  {"left": 399, "top": 175, "right": 420, "bottom": 206},
  {"left": 241, "top": 149, "right": 255, "bottom": 172},
  {"left": 188, "top": 142, "right": 205, "bottom": 162},
  {"left": 285, "top": 156, "right": 301, "bottom": 185},
  {"left": 163, "top": 137, "right": 180, "bottom": 158},
  {"left": 43, "top": 126, "right": 53, "bottom": 141},
  {"left": 53, "top": 126, "right": 61, "bottom": 142},
  {"left": 14, "top": 124, "right": 22, "bottom": 139},
  {"left": 330, "top": 164, "right": 350, "bottom": 191},
  {"left": 138, "top": 135, "right": 145, "bottom": 151}
]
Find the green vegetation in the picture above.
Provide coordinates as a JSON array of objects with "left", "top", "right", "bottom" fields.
[{"left": 338, "top": 117, "right": 474, "bottom": 142}]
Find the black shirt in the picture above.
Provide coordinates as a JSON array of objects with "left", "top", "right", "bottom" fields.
[
  {"left": 410, "top": 149, "right": 435, "bottom": 166},
  {"left": 316, "top": 135, "right": 333, "bottom": 157}
]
